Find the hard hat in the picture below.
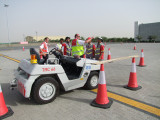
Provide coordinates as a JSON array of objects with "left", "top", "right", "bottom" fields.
[
  {"left": 75, "top": 34, "right": 80, "bottom": 38},
  {"left": 76, "top": 34, "right": 80, "bottom": 36},
  {"left": 87, "top": 37, "right": 92, "bottom": 40},
  {"left": 97, "top": 37, "right": 102, "bottom": 40},
  {"left": 97, "top": 37, "right": 103, "bottom": 42}
]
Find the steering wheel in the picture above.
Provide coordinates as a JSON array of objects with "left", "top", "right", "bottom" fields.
[{"left": 49, "top": 48, "right": 56, "bottom": 55}]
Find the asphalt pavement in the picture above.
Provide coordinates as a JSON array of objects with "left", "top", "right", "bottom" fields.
[{"left": 0, "top": 43, "right": 160, "bottom": 120}]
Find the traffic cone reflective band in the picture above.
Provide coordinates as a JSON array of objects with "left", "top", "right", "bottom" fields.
[
  {"left": 138, "top": 49, "right": 146, "bottom": 67},
  {"left": 133, "top": 44, "right": 136, "bottom": 50},
  {"left": 91, "top": 64, "right": 113, "bottom": 109},
  {"left": 124, "top": 58, "right": 142, "bottom": 90},
  {"left": 0, "top": 85, "right": 14, "bottom": 119},
  {"left": 107, "top": 48, "right": 111, "bottom": 60}
]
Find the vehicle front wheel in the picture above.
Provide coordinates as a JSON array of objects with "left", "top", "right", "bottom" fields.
[
  {"left": 84, "top": 72, "right": 99, "bottom": 90},
  {"left": 32, "top": 77, "right": 59, "bottom": 104}
]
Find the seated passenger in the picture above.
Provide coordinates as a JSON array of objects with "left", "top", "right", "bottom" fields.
[
  {"left": 55, "top": 38, "right": 64, "bottom": 54},
  {"left": 62, "top": 37, "right": 72, "bottom": 56}
]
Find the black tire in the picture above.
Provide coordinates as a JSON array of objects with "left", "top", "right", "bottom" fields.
[
  {"left": 84, "top": 72, "right": 99, "bottom": 90},
  {"left": 32, "top": 77, "right": 59, "bottom": 104}
]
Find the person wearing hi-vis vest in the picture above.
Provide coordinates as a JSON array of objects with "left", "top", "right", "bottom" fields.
[
  {"left": 95, "top": 37, "right": 105, "bottom": 60},
  {"left": 55, "top": 38, "right": 64, "bottom": 54},
  {"left": 62, "top": 37, "right": 71, "bottom": 56},
  {"left": 39, "top": 37, "right": 49, "bottom": 62},
  {"left": 86, "top": 37, "right": 96, "bottom": 59},
  {"left": 72, "top": 34, "right": 93, "bottom": 58}
]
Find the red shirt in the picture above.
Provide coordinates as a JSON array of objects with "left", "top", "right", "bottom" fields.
[
  {"left": 62, "top": 43, "right": 67, "bottom": 55},
  {"left": 100, "top": 44, "right": 104, "bottom": 60},
  {"left": 92, "top": 44, "right": 96, "bottom": 56},
  {"left": 72, "top": 39, "right": 77, "bottom": 46}
]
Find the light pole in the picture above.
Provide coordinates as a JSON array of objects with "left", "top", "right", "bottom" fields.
[
  {"left": 23, "top": 34, "right": 25, "bottom": 42},
  {"left": 36, "top": 31, "right": 38, "bottom": 41},
  {"left": 4, "top": 4, "right": 10, "bottom": 46}
]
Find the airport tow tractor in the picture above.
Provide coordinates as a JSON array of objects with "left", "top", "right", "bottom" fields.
[{"left": 10, "top": 48, "right": 101, "bottom": 104}]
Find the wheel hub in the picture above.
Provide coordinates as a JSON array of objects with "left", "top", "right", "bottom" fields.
[
  {"left": 91, "top": 75, "right": 98, "bottom": 87},
  {"left": 39, "top": 83, "right": 56, "bottom": 100}
]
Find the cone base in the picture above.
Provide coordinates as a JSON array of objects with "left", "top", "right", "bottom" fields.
[
  {"left": 124, "top": 85, "right": 142, "bottom": 91},
  {"left": 137, "top": 65, "right": 146, "bottom": 67},
  {"left": 0, "top": 107, "right": 14, "bottom": 119},
  {"left": 90, "top": 98, "right": 113, "bottom": 109}
]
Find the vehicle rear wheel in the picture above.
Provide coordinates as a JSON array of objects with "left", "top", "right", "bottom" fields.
[
  {"left": 84, "top": 72, "right": 99, "bottom": 90},
  {"left": 32, "top": 77, "right": 59, "bottom": 104}
]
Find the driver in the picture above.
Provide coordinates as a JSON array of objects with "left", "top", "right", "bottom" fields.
[{"left": 39, "top": 37, "right": 49, "bottom": 62}]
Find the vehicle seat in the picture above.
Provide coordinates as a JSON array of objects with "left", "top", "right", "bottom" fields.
[
  {"left": 61, "top": 56, "right": 80, "bottom": 65},
  {"left": 30, "top": 48, "right": 45, "bottom": 64}
]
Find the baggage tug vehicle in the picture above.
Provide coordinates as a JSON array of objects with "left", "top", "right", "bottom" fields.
[{"left": 10, "top": 48, "right": 100, "bottom": 104}]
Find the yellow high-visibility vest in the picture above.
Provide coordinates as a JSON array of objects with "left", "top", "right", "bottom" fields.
[{"left": 72, "top": 39, "right": 84, "bottom": 56}]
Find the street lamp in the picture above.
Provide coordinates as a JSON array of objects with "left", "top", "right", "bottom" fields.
[
  {"left": 4, "top": 4, "right": 10, "bottom": 46},
  {"left": 23, "top": 34, "right": 25, "bottom": 42},
  {"left": 36, "top": 31, "right": 38, "bottom": 41}
]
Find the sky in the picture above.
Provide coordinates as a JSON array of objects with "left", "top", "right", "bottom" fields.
[{"left": 0, "top": 0, "right": 160, "bottom": 43}]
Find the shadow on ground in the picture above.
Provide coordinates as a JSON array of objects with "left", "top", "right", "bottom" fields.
[
  {"left": 1, "top": 83, "right": 92, "bottom": 106},
  {"left": 1, "top": 83, "right": 37, "bottom": 106}
]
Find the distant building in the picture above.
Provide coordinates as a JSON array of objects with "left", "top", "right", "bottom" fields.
[
  {"left": 134, "top": 22, "right": 160, "bottom": 42},
  {"left": 134, "top": 21, "right": 139, "bottom": 42},
  {"left": 26, "top": 36, "right": 66, "bottom": 42}
]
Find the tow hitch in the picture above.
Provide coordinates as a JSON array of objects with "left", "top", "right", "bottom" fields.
[{"left": 10, "top": 79, "right": 17, "bottom": 90}]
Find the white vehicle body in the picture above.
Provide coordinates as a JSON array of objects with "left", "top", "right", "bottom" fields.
[
  {"left": 15, "top": 58, "right": 100, "bottom": 98},
  {"left": 11, "top": 48, "right": 100, "bottom": 104}
]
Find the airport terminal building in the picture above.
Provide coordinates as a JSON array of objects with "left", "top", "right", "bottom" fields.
[{"left": 134, "top": 22, "right": 160, "bottom": 42}]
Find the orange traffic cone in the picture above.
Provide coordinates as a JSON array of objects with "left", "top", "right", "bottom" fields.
[
  {"left": 138, "top": 49, "right": 146, "bottom": 67},
  {"left": 23, "top": 46, "right": 24, "bottom": 51},
  {"left": 0, "top": 85, "right": 14, "bottom": 119},
  {"left": 91, "top": 64, "right": 113, "bottom": 109},
  {"left": 133, "top": 44, "right": 136, "bottom": 50},
  {"left": 124, "top": 58, "right": 142, "bottom": 90},
  {"left": 107, "top": 48, "right": 111, "bottom": 60}
]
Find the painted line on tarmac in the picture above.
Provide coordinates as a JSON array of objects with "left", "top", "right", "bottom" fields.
[
  {"left": 91, "top": 89, "right": 160, "bottom": 118},
  {"left": 0, "top": 54, "right": 20, "bottom": 63}
]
